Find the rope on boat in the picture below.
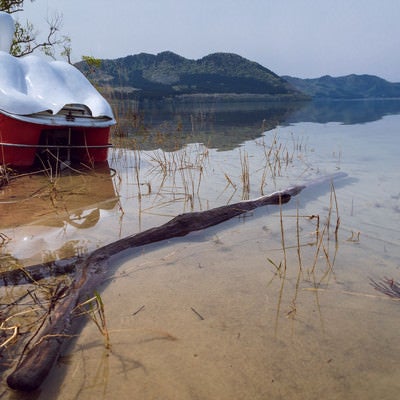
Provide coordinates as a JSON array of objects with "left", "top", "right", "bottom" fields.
[{"left": 0, "top": 142, "right": 113, "bottom": 149}]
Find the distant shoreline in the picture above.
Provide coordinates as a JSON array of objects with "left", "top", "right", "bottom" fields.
[
  {"left": 106, "top": 90, "right": 310, "bottom": 103},
  {"left": 78, "top": 51, "right": 400, "bottom": 101}
]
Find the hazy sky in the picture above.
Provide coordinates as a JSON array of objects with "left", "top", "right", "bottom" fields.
[{"left": 22, "top": 0, "right": 400, "bottom": 81}]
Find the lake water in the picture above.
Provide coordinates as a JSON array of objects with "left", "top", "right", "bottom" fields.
[{"left": 1, "top": 99, "right": 400, "bottom": 399}]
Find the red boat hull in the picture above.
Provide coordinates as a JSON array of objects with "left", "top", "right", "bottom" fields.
[{"left": 0, "top": 113, "right": 111, "bottom": 167}]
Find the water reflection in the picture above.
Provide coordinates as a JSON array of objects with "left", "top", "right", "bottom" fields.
[
  {"left": 112, "top": 98, "right": 400, "bottom": 152},
  {"left": 113, "top": 100, "right": 307, "bottom": 151},
  {"left": 0, "top": 164, "right": 119, "bottom": 264},
  {"left": 0, "top": 163, "right": 118, "bottom": 229},
  {"left": 285, "top": 98, "right": 400, "bottom": 125}
]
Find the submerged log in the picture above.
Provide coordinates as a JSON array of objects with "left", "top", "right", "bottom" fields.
[
  {"left": 0, "top": 257, "right": 79, "bottom": 286},
  {"left": 1, "top": 172, "right": 346, "bottom": 288},
  {"left": 0, "top": 188, "right": 301, "bottom": 287},
  {"left": 6, "top": 174, "right": 345, "bottom": 391}
]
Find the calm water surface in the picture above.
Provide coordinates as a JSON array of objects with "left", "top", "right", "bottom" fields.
[{"left": 1, "top": 100, "right": 400, "bottom": 399}]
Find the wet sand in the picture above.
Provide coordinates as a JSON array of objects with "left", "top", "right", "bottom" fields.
[{"left": 36, "top": 216, "right": 400, "bottom": 400}]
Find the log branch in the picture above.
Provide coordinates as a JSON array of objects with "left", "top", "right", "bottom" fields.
[
  {"left": 0, "top": 257, "right": 79, "bottom": 286},
  {"left": 6, "top": 175, "right": 344, "bottom": 391}
]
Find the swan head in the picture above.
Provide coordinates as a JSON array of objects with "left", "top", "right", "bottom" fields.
[{"left": 0, "top": 12, "right": 15, "bottom": 53}]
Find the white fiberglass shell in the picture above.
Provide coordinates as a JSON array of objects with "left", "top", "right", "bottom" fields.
[{"left": 0, "top": 52, "right": 114, "bottom": 121}]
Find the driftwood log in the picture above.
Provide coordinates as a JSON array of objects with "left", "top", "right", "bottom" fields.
[{"left": 6, "top": 174, "right": 345, "bottom": 391}]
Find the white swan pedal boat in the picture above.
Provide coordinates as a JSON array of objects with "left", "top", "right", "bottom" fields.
[{"left": 0, "top": 12, "right": 115, "bottom": 167}]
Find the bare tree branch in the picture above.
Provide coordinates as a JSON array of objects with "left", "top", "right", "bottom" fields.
[
  {"left": 1, "top": 1, "right": 71, "bottom": 61},
  {"left": 11, "top": 12, "right": 68, "bottom": 58}
]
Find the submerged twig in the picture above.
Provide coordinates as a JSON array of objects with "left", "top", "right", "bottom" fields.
[
  {"left": 190, "top": 307, "right": 205, "bottom": 320},
  {"left": 370, "top": 278, "right": 400, "bottom": 299}
]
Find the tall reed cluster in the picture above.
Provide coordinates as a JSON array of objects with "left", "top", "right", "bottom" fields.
[{"left": 267, "top": 182, "right": 341, "bottom": 334}]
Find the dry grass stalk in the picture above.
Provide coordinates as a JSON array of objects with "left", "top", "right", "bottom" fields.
[
  {"left": 240, "top": 149, "right": 250, "bottom": 200},
  {"left": 75, "top": 291, "right": 111, "bottom": 349},
  {"left": 141, "top": 143, "right": 209, "bottom": 213},
  {"left": 0, "top": 232, "right": 10, "bottom": 247}
]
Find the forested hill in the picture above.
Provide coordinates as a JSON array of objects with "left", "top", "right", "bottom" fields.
[
  {"left": 75, "top": 51, "right": 307, "bottom": 100},
  {"left": 283, "top": 74, "right": 400, "bottom": 99}
]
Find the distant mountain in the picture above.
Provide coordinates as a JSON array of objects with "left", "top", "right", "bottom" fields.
[
  {"left": 283, "top": 74, "right": 400, "bottom": 99},
  {"left": 75, "top": 51, "right": 307, "bottom": 100}
]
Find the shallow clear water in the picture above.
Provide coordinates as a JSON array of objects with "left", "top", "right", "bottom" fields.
[{"left": 1, "top": 100, "right": 400, "bottom": 399}]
